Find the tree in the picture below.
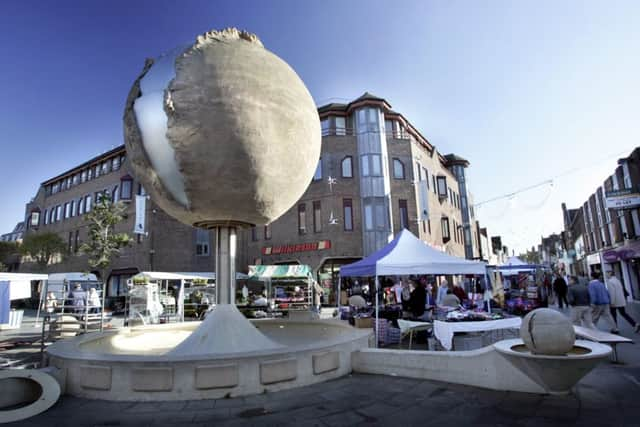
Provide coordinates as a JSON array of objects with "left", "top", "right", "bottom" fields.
[
  {"left": 0, "top": 241, "right": 19, "bottom": 270},
  {"left": 20, "top": 232, "right": 67, "bottom": 271},
  {"left": 80, "top": 194, "right": 132, "bottom": 329}
]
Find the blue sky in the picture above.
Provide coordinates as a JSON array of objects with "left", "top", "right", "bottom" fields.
[{"left": 1, "top": 1, "right": 638, "bottom": 253}]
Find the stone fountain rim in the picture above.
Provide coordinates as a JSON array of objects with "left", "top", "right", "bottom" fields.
[
  {"left": 493, "top": 338, "right": 612, "bottom": 360},
  {"left": 46, "top": 318, "right": 371, "bottom": 363}
]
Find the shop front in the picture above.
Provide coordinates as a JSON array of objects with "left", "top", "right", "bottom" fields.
[
  {"left": 601, "top": 241, "right": 640, "bottom": 300},
  {"left": 317, "top": 257, "right": 362, "bottom": 307}
]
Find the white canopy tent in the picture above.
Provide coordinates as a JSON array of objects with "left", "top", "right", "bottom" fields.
[
  {"left": 498, "top": 256, "right": 539, "bottom": 276},
  {"left": 339, "top": 229, "right": 487, "bottom": 346},
  {"left": 0, "top": 273, "right": 48, "bottom": 329}
]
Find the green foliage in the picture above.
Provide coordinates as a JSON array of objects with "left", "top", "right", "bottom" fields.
[
  {"left": 80, "top": 194, "right": 132, "bottom": 270},
  {"left": 20, "top": 232, "right": 67, "bottom": 271},
  {"left": 519, "top": 249, "right": 540, "bottom": 265},
  {"left": 0, "top": 241, "right": 19, "bottom": 265},
  {"left": 0, "top": 262, "right": 7, "bottom": 272}
]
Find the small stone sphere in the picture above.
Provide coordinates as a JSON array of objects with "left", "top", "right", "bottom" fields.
[
  {"left": 520, "top": 308, "right": 576, "bottom": 355},
  {"left": 124, "top": 28, "right": 321, "bottom": 228}
]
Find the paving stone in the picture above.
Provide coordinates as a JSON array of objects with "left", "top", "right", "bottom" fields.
[{"left": 320, "top": 410, "right": 366, "bottom": 426}]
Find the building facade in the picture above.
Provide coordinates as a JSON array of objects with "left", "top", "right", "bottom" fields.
[
  {"left": 1, "top": 222, "right": 25, "bottom": 243},
  {"left": 21, "top": 146, "right": 216, "bottom": 307},
  {"left": 243, "top": 93, "right": 483, "bottom": 303},
  {"left": 20, "top": 92, "right": 486, "bottom": 307},
  {"left": 561, "top": 147, "right": 640, "bottom": 299}
]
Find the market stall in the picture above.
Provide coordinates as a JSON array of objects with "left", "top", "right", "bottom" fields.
[
  {"left": 125, "top": 272, "right": 215, "bottom": 324},
  {"left": 339, "top": 229, "right": 487, "bottom": 348},
  {"left": 245, "top": 265, "right": 314, "bottom": 318},
  {"left": 0, "top": 273, "right": 48, "bottom": 330},
  {"left": 490, "top": 257, "right": 547, "bottom": 315}
]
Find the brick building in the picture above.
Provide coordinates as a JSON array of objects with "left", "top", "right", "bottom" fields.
[
  {"left": 21, "top": 146, "right": 215, "bottom": 307},
  {"left": 20, "top": 92, "right": 486, "bottom": 307},
  {"left": 243, "top": 93, "right": 483, "bottom": 303},
  {"left": 561, "top": 147, "right": 640, "bottom": 299}
]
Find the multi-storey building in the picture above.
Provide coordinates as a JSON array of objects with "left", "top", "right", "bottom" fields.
[
  {"left": 20, "top": 92, "right": 486, "bottom": 308},
  {"left": 243, "top": 93, "right": 483, "bottom": 303},
  {"left": 1, "top": 222, "right": 24, "bottom": 243},
  {"left": 561, "top": 147, "right": 640, "bottom": 299},
  {"left": 21, "top": 146, "right": 216, "bottom": 308}
]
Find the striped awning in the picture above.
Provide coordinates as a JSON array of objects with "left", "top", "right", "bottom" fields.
[{"left": 247, "top": 265, "right": 312, "bottom": 279}]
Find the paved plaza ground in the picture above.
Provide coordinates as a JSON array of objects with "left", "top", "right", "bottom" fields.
[{"left": 3, "top": 304, "right": 640, "bottom": 426}]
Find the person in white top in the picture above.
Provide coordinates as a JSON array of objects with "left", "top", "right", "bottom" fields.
[
  {"left": 606, "top": 270, "right": 640, "bottom": 333},
  {"left": 436, "top": 279, "right": 449, "bottom": 305},
  {"left": 88, "top": 288, "right": 101, "bottom": 314}
]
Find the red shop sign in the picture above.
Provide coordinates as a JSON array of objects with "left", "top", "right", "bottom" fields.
[{"left": 262, "top": 240, "right": 331, "bottom": 256}]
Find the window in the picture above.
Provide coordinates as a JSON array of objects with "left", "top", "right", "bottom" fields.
[
  {"left": 437, "top": 176, "right": 448, "bottom": 198},
  {"left": 343, "top": 199, "right": 353, "bottom": 231},
  {"left": 399, "top": 199, "right": 408, "bottom": 229},
  {"left": 87, "top": 168, "right": 93, "bottom": 180},
  {"left": 56, "top": 205, "right": 62, "bottom": 221},
  {"left": 52, "top": 182, "right": 60, "bottom": 194},
  {"left": 422, "top": 168, "right": 429, "bottom": 186},
  {"left": 30, "top": 210, "right": 40, "bottom": 228},
  {"left": 101, "top": 161, "right": 109, "bottom": 174},
  {"left": 432, "top": 175, "right": 437, "bottom": 194},
  {"left": 364, "top": 204, "right": 374, "bottom": 231},
  {"left": 341, "top": 156, "right": 353, "bottom": 178},
  {"left": 94, "top": 165, "right": 100, "bottom": 178},
  {"left": 441, "top": 217, "right": 450, "bottom": 242},
  {"left": 196, "top": 229, "right": 210, "bottom": 256},
  {"left": 49, "top": 208, "right": 55, "bottom": 224},
  {"left": 44, "top": 209, "right": 49, "bottom": 225},
  {"left": 72, "top": 174, "right": 79, "bottom": 186},
  {"left": 251, "top": 226, "right": 258, "bottom": 242},
  {"left": 357, "top": 107, "right": 378, "bottom": 132},
  {"left": 120, "top": 176, "right": 133, "bottom": 200},
  {"left": 313, "top": 158, "right": 322, "bottom": 181},
  {"left": 363, "top": 198, "right": 388, "bottom": 231},
  {"left": 393, "top": 159, "right": 405, "bottom": 179},
  {"left": 78, "top": 197, "right": 84, "bottom": 215},
  {"left": 321, "top": 118, "right": 329, "bottom": 135},
  {"left": 361, "top": 154, "right": 382, "bottom": 177},
  {"left": 415, "top": 162, "right": 422, "bottom": 181},
  {"left": 112, "top": 157, "right": 120, "bottom": 171},
  {"left": 335, "top": 116, "right": 346, "bottom": 136},
  {"left": 138, "top": 184, "right": 147, "bottom": 196},
  {"left": 74, "top": 230, "right": 80, "bottom": 253},
  {"left": 70, "top": 200, "right": 75, "bottom": 217},
  {"left": 81, "top": 170, "right": 87, "bottom": 183},
  {"left": 313, "top": 201, "right": 322, "bottom": 233},
  {"left": 112, "top": 185, "right": 119, "bottom": 202},
  {"left": 85, "top": 195, "right": 92, "bottom": 213},
  {"left": 264, "top": 224, "right": 272, "bottom": 240},
  {"left": 68, "top": 232, "right": 73, "bottom": 253},
  {"left": 298, "top": 204, "right": 307, "bottom": 234}
]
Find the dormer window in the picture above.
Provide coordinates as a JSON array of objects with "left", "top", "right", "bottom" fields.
[{"left": 29, "top": 208, "right": 41, "bottom": 228}]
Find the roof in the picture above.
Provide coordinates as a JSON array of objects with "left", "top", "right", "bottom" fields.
[
  {"left": 41, "top": 145, "right": 126, "bottom": 186},
  {"left": 353, "top": 92, "right": 386, "bottom": 103},
  {"left": 444, "top": 153, "right": 470, "bottom": 167}
]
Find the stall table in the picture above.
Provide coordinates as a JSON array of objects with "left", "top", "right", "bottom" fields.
[{"left": 434, "top": 317, "right": 522, "bottom": 351}]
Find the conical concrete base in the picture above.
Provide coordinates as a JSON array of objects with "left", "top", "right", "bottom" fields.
[{"left": 168, "top": 304, "right": 283, "bottom": 356}]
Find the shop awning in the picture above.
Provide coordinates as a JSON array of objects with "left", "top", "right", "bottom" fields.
[
  {"left": 602, "top": 240, "right": 640, "bottom": 262},
  {"left": 131, "top": 272, "right": 215, "bottom": 281},
  {"left": 248, "top": 265, "right": 313, "bottom": 279}
]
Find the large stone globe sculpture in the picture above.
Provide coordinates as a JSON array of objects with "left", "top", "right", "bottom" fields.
[
  {"left": 520, "top": 308, "right": 576, "bottom": 355},
  {"left": 123, "top": 28, "right": 321, "bottom": 355},
  {"left": 124, "top": 28, "right": 321, "bottom": 228}
]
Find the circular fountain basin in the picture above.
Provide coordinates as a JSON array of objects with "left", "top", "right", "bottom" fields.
[
  {"left": 45, "top": 319, "right": 370, "bottom": 401},
  {"left": 493, "top": 338, "right": 612, "bottom": 394}
]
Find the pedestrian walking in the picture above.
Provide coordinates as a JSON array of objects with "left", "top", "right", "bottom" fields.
[
  {"left": 605, "top": 270, "right": 640, "bottom": 333},
  {"left": 567, "top": 276, "right": 595, "bottom": 328},
  {"left": 553, "top": 273, "right": 569, "bottom": 309},
  {"left": 588, "top": 272, "right": 618, "bottom": 333}
]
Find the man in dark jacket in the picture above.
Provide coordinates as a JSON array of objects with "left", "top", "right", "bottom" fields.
[
  {"left": 553, "top": 273, "right": 569, "bottom": 309},
  {"left": 567, "top": 276, "right": 594, "bottom": 328},
  {"left": 409, "top": 282, "right": 426, "bottom": 318}
]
